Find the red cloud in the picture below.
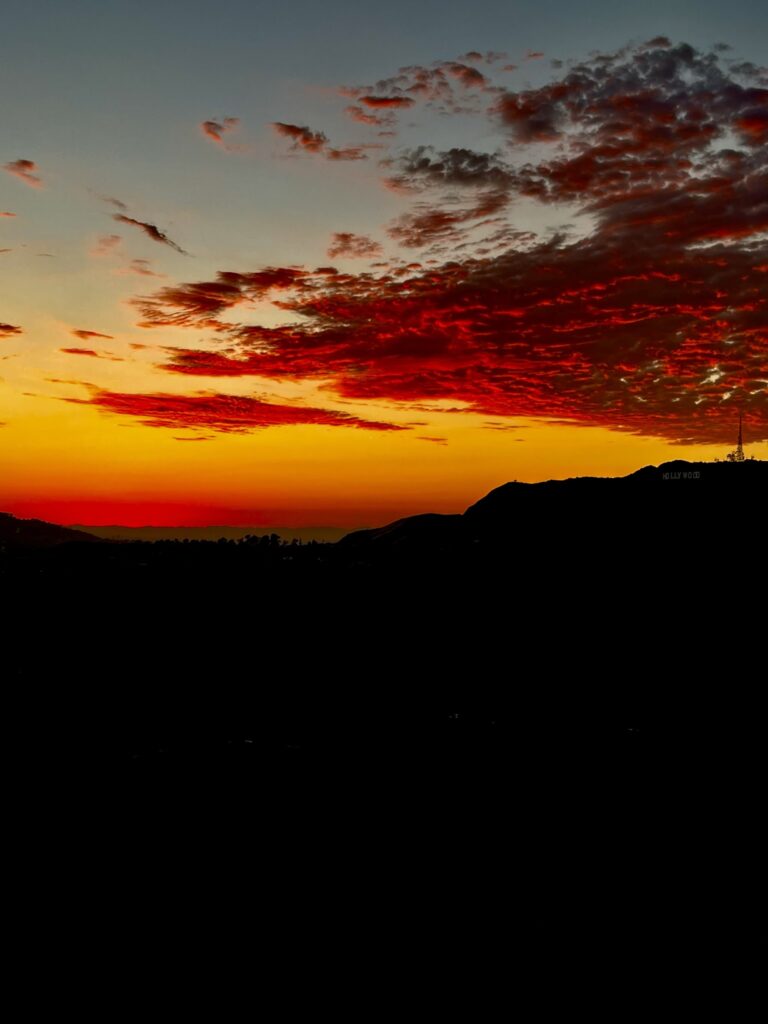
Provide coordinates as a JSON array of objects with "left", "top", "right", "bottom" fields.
[
  {"left": 3, "top": 159, "right": 42, "bottom": 188},
  {"left": 359, "top": 95, "right": 415, "bottom": 109},
  {"left": 113, "top": 215, "right": 188, "bottom": 255},
  {"left": 735, "top": 106, "right": 768, "bottom": 143},
  {"left": 200, "top": 117, "right": 240, "bottom": 147},
  {"left": 141, "top": 231, "right": 767, "bottom": 445},
  {"left": 345, "top": 105, "right": 393, "bottom": 127},
  {"left": 60, "top": 348, "right": 123, "bottom": 361},
  {"left": 387, "top": 190, "right": 510, "bottom": 249},
  {"left": 59, "top": 386, "right": 404, "bottom": 433},
  {"left": 272, "top": 122, "right": 328, "bottom": 153},
  {"left": 272, "top": 122, "right": 368, "bottom": 162},
  {"left": 327, "top": 233, "right": 383, "bottom": 259},
  {"left": 342, "top": 56, "right": 495, "bottom": 120},
  {"left": 442, "top": 63, "right": 488, "bottom": 88},
  {"left": 71, "top": 329, "right": 114, "bottom": 341},
  {"left": 0, "top": 211, "right": 16, "bottom": 218},
  {"left": 125, "top": 42, "right": 766, "bottom": 447},
  {"left": 0, "top": 323, "right": 22, "bottom": 337},
  {"left": 132, "top": 267, "right": 309, "bottom": 330}
]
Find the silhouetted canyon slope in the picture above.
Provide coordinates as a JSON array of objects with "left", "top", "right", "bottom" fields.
[{"left": 0, "top": 512, "right": 100, "bottom": 547}]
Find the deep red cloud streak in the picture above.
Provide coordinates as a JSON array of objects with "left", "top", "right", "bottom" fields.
[{"left": 60, "top": 386, "right": 404, "bottom": 433}]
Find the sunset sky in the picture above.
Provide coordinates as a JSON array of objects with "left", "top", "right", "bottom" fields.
[{"left": 1, "top": 0, "right": 766, "bottom": 528}]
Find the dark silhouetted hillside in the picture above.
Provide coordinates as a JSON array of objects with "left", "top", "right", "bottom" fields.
[
  {"left": 0, "top": 512, "right": 100, "bottom": 547},
  {"left": 3, "top": 457, "right": 763, "bottom": 721},
  {"left": 339, "top": 459, "right": 767, "bottom": 566}
]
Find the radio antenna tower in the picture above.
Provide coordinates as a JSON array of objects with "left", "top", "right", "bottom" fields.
[{"left": 727, "top": 411, "right": 746, "bottom": 462}]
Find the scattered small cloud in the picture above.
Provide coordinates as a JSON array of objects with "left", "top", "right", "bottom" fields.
[
  {"left": 99, "top": 195, "right": 129, "bottom": 212},
  {"left": 327, "top": 232, "right": 384, "bottom": 259},
  {"left": 125, "top": 258, "right": 166, "bottom": 278},
  {"left": 113, "top": 214, "right": 189, "bottom": 255},
  {"left": 71, "top": 329, "right": 114, "bottom": 341},
  {"left": 3, "top": 159, "right": 42, "bottom": 188},
  {"left": 200, "top": 116, "right": 240, "bottom": 148},
  {"left": 91, "top": 234, "right": 122, "bottom": 257},
  {"left": 272, "top": 122, "right": 328, "bottom": 153},
  {"left": 345, "top": 105, "right": 394, "bottom": 127},
  {"left": 272, "top": 121, "right": 370, "bottom": 162},
  {"left": 359, "top": 95, "right": 415, "bottom": 109},
  {"left": 0, "top": 323, "right": 22, "bottom": 337},
  {"left": 60, "top": 347, "right": 124, "bottom": 361},
  {"left": 326, "top": 146, "right": 368, "bottom": 161}
]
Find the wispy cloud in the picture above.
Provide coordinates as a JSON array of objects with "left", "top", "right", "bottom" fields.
[
  {"left": 60, "top": 347, "right": 124, "bottom": 361},
  {"left": 327, "top": 232, "right": 384, "bottom": 259},
  {"left": 60, "top": 385, "right": 406, "bottom": 433},
  {"left": 344, "top": 105, "right": 394, "bottom": 127},
  {"left": 71, "top": 329, "right": 114, "bottom": 341},
  {"left": 91, "top": 234, "right": 122, "bottom": 257},
  {"left": 99, "top": 195, "right": 129, "bottom": 212},
  {"left": 125, "top": 258, "right": 166, "bottom": 278},
  {"left": 113, "top": 214, "right": 189, "bottom": 255},
  {"left": 3, "top": 159, "right": 42, "bottom": 188},
  {"left": 200, "top": 116, "right": 240, "bottom": 148}
]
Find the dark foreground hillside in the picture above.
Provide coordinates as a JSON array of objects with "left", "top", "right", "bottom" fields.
[
  {"left": 4, "top": 458, "right": 763, "bottom": 700},
  {"left": 3, "top": 459, "right": 763, "bottom": 675},
  {"left": 4, "top": 461, "right": 761, "bottom": 991}
]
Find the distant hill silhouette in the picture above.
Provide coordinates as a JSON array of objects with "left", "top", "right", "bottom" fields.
[
  {"left": 339, "top": 459, "right": 767, "bottom": 563},
  {"left": 70, "top": 523, "right": 349, "bottom": 543},
  {"left": 0, "top": 512, "right": 100, "bottom": 547},
  {"left": 3, "top": 459, "right": 764, "bottom": 567}
]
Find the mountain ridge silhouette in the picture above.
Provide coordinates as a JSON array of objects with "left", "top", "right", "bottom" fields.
[
  {"left": 2, "top": 458, "right": 764, "bottom": 553},
  {"left": 338, "top": 458, "right": 766, "bottom": 557},
  {"left": 0, "top": 511, "right": 102, "bottom": 547}
]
